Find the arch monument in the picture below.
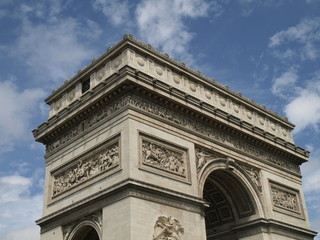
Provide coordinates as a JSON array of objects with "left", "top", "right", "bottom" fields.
[{"left": 33, "top": 34, "right": 317, "bottom": 240}]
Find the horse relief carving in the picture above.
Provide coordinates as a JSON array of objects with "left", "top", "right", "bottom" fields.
[
  {"left": 142, "top": 139, "right": 185, "bottom": 176},
  {"left": 153, "top": 216, "right": 184, "bottom": 240}
]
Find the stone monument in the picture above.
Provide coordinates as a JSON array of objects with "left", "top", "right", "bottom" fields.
[{"left": 33, "top": 34, "right": 317, "bottom": 240}]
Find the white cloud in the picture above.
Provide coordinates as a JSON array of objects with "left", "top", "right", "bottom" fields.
[
  {"left": 269, "top": 17, "right": 320, "bottom": 61},
  {"left": 13, "top": 17, "right": 101, "bottom": 83},
  {"left": 0, "top": 174, "right": 43, "bottom": 238},
  {"left": 0, "top": 175, "right": 31, "bottom": 203},
  {"left": 135, "top": 0, "right": 212, "bottom": 61},
  {"left": 0, "top": 80, "right": 46, "bottom": 154},
  {"left": 93, "top": 0, "right": 130, "bottom": 26},
  {"left": 18, "top": 0, "right": 64, "bottom": 19},
  {"left": 284, "top": 74, "right": 320, "bottom": 133},
  {"left": 271, "top": 68, "right": 298, "bottom": 97},
  {"left": 271, "top": 48, "right": 296, "bottom": 62},
  {"left": 302, "top": 151, "right": 320, "bottom": 193},
  {"left": 93, "top": 0, "right": 217, "bottom": 63}
]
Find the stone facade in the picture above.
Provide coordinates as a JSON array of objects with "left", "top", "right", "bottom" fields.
[{"left": 34, "top": 34, "right": 316, "bottom": 240}]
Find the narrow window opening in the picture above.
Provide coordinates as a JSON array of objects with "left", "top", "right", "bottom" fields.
[{"left": 82, "top": 78, "right": 90, "bottom": 93}]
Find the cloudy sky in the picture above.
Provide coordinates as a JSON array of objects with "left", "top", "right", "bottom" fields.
[{"left": 0, "top": 0, "right": 319, "bottom": 239}]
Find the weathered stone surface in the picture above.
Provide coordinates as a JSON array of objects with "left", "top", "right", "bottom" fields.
[{"left": 34, "top": 35, "right": 316, "bottom": 240}]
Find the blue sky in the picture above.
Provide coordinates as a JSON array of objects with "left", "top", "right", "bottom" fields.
[{"left": 0, "top": 0, "right": 319, "bottom": 239}]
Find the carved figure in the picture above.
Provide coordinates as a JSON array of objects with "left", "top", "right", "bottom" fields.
[
  {"left": 153, "top": 216, "right": 184, "bottom": 240},
  {"left": 52, "top": 143, "right": 119, "bottom": 196},
  {"left": 46, "top": 95, "right": 300, "bottom": 174},
  {"left": 244, "top": 167, "right": 262, "bottom": 192},
  {"left": 271, "top": 187, "right": 298, "bottom": 212},
  {"left": 195, "top": 147, "right": 225, "bottom": 172},
  {"left": 142, "top": 139, "right": 185, "bottom": 175}
]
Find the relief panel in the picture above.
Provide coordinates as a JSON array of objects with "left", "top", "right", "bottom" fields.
[
  {"left": 153, "top": 216, "right": 184, "bottom": 240},
  {"left": 269, "top": 181, "right": 304, "bottom": 218},
  {"left": 46, "top": 95, "right": 301, "bottom": 174},
  {"left": 51, "top": 136, "right": 121, "bottom": 199},
  {"left": 140, "top": 133, "right": 190, "bottom": 183}
]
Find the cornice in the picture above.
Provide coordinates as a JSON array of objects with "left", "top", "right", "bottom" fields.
[
  {"left": 33, "top": 64, "right": 308, "bottom": 165},
  {"left": 120, "top": 34, "right": 291, "bottom": 123},
  {"left": 34, "top": 83, "right": 308, "bottom": 177},
  {"left": 36, "top": 178, "right": 205, "bottom": 228},
  {"left": 212, "top": 218, "right": 318, "bottom": 239},
  {"left": 42, "top": 34, "right": 293, "bottom": 129},
  {"left": 33, "top": 35, "right": 310, "bottom": 163}
]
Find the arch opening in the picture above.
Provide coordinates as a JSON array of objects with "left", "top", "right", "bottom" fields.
[
  {"left": 70, "top": 225, "right": 100, "bottom": 240},
  {"left": 203, "top": 169, "right": 258, "bottom": 240}
]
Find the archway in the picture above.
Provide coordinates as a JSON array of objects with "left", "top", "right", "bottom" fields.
[
  {"left": 197, "top": 154, "right": 266, "bottom": 240},
  {"left": 71, "top": 225, "right": 99, "bottom": 240},
  {"left": 68, "top": 220, "right": 101, "bottom": 240},
  {"left": 204, "top": 169, "right": 258, "bottom": 239}
]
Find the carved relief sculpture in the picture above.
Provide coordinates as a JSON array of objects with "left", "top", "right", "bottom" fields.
[
  {"left": 52, "top": 142, "right": 119, "bottom": 196},
  {"left": 153, "top": 216, "right": 184, "bottom": 240},
  {"left": 195, "top": 146, "right": 227, "bottom": 173},
  {"left": 45, "top": 94, "right": 301, "bottom": 174},
  {"left": 141, "top": 138, "right": 186, "bottom": 176},
  {"left": 271, "top": 186, "right": 299, "bottom": 213},
  {"left": 243, "top": 166, "right": 262, "bottom": 193}
]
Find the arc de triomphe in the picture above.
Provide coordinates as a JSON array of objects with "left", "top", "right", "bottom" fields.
[{"left": 33, "top": 34, "right": 317, "bottom": 240}]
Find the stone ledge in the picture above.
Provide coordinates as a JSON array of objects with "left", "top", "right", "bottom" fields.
[{"left": 36, "top": 178, "right": 205, "bottom": 232}]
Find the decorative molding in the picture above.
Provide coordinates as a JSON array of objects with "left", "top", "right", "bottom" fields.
[
  {"left": 140, "top": 134, "right": 190, "bottom": 183},
  {"left": 269, "top": 181, "right": 303, "bottom": 218},
  {"left": 122, "top": 34, "right": 291, "bottom": 123},
  {"left": 43, "top": 34, "right": 295, "bottom": 145},
  {"left": 153, "top": 216, "right": 184, "bottom": 240},
  {"left": 45, "top": 94, "right": 129, "bottom": 154},
  {"left": 46, "top": 94, "right": 300, "bottom": 174},
  {"left": 195, "top": 146, "right": 263, "bottom": 194},
  {"left": 127, "top": 95, "right": 300, "bottom": 174},
  {"left": 63, "top": 211, "right": 102, "bottom": 240},
  {"left": 52, "top": 140, "right": 120, "bottom": 197}
]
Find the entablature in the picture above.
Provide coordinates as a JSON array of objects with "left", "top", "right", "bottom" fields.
[
  {"left": 33, "top": 80, "right": 308, "bottom": 179},
  {"left": 32, "top": 35, "right": 309, "bottom": 176},
  {"left": 38, "top": 34, "right": 295, "bottom": 144}
]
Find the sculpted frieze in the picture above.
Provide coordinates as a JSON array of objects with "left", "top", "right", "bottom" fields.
[
  {"left": 46, "top": 96, "right": 128, "bottom": 154},
  {"left": 153, "top": 216, "right": 184, "bottom": 240},
  {"left": 52, "top": 141, "right": 120, "bottom": 197},
  {"left": 46, "top": 94, "right": 300, "bottom": 174},
  {"left": 128, "top": 95, "right": 300, "bottom": 174},
  {"left": 141, "top": 135, "right": 188, "bottom": 180}
]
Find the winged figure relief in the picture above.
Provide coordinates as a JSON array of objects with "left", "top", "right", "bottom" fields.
[{"left": 153, "top": 216, "right": 184, "bottom": 240}]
